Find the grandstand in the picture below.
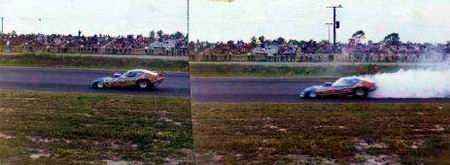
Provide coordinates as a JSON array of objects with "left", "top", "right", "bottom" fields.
[
  {"left": 3, "top": 31, "right": 449, "bottom": 63},
  {"left": 0, "top": 30, "right": 189, "bottom": 56},
  {"left": 191, "top": 35, "right": 450, "bottom": 63}
]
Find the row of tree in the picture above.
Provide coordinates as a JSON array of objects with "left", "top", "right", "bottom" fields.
[
  {"left": 244, "top": 31, "right": 402, "bottom": 47},
  {"left": 149, "top": 30, "right": 185, "bottom": 40}
]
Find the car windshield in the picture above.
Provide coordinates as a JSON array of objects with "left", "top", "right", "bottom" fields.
[
  {"left": 123, "top": 71, "right": 143, "bottom": 78},
  {"left": 332, "top": 78, "right": 359, "bottom": 87}
]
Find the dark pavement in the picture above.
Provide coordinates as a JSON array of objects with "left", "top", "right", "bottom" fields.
[
  {"left": 0, "top": 67, "right": 190, "bottom": 97},
  {"left": 192, "top": 77, "right": 450, "bottom": 103},
  {"left": 1, "top": 67, "right": 449, "bottom": 103}
]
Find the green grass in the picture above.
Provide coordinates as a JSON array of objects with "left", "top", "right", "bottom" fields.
[
  {"left": 190, "top": 62, "right": 417, "bottom": 78},
  {"left": 192, "top": 103, "right": 450, "bottom": 164},
  {"left": 0, "top": 53, "right": 189, "bottom": 72},
  {"left": 0, "top": 90, "right": 193, "bottom": 164}
]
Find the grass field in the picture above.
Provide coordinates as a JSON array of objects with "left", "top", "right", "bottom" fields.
[
  {"left": 0, "top": 53, "right": 189, "bottom": 72},
  {"left": 190, "top": 62, "right": 425, "bottom": 78},
  {"left": 0, "top": 90, "right": 193, "bottom": 164},
  {"left": 193, "top": 103, "right": 450, "bottom": 164}
]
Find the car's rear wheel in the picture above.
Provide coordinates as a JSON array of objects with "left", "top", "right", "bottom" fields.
[
  {"left": 137, "top": 80, "right": 153, "bottom": 90},
  {"left": 354, "top": 88, "right": 368, "bottom": 98}
]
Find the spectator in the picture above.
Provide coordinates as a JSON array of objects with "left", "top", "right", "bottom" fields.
[{"left": 0, "top": 30, "right": 187, "bottom": 56}]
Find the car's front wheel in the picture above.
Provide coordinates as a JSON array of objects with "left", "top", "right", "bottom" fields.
[
  {"left": 306, "top": 91, "right": 318, "bottom": 99},
  {"left": 92, "top": 81, "right": 105, "bottom": 89},
  {"left": 353, "top": 88, "right": 368, "bottom": 98},
  {"left": 137, "top": 80, "right": 153, "bottom": 90}
]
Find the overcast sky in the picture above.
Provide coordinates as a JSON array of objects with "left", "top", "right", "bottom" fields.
[
  {"left": 0, "top": 0, "right": 187, "bottom": 36},
  {"left": 1, "top": 0, "right": 449, "bottom": 43}
]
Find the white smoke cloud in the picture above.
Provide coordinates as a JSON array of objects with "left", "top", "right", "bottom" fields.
[{"left": 361, "top": 66, "right": 450, "bottom": 98}]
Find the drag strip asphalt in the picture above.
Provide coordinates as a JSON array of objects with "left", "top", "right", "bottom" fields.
[
  {"left": 0, "top": 67, "right": 190, "bottom": 97},
  {"left": 192, "top": 77, "right": 450, "bottom": 103},
  {"left": 3, "top": 67, "right": 449, "bottom": 103}
]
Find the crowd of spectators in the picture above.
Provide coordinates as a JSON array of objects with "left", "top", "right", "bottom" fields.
[
  {"left": 192, "top": 35, "right": 450, "bottom": 63},
  {"left": 3, "top": 31, "right": 449, "bottom": 62},
  {"left": 0, "top": 30, "right": 188, "bottom": 56}
]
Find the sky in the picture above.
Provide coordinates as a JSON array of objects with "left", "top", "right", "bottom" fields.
[
  {"left": 0, "top": 0, "right": 187, "bottom": 36},
  {"left": 1, "top": 0, "right": 449, "bottom": 43}
]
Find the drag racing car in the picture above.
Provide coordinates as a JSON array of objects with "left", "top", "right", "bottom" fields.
[
  {"left": 91, "top": 69, "right": 165, "bottom": 90},
  {"left": 299, "top": 77, "right": 376, "bottom": 99}
]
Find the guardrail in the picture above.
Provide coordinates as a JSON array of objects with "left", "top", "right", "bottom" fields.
[{"left": 190, "top": 53, "right": 450, "bottom": 63}]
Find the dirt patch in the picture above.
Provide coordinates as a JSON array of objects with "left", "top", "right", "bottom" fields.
[
  {"left": 28, "top": 148, "right": 51, "bottom": 160},
  {"left": 105, "top": 160, "right": 144, "bottom": 165},
  {"left": 353, "top": 154, "right": 400, "bottom": 165},
  {"left": 0, "top": 132, "right": 15, "bottom": 140}
]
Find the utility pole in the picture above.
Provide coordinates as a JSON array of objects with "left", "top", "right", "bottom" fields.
[
  {"left": 325, "top": 22, "right": 333, "bottom": 43},
  {"left": 187, "top": 0, "right": 190, "bottom": 41},
  {"left": 1, "top": 17, "right": 4, "bottom": 34},
  {"left": 327, "top": 5, "right": 343, "bottom": 52},
  {"left": 186, "top": 0, "right": 190, "bottom": 56}
]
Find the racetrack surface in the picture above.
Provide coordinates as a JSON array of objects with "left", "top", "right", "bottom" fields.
[
  {"left": 0, "top": 67, "right": 190, "bottom": 97},
  {"left": 192, "top": 77, "right": 450, "bottom": 103}
]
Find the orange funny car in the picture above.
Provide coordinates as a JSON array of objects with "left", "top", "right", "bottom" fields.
[{"left": 91, "top": 69, "right": 165, "bottom": 90}]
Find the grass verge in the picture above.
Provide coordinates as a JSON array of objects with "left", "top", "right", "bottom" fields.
[
  {"left": 0, "top": 53, "right": 189, "bottom": 72},
  {"left": 0, "top": 90, "right": 193, "bottom": 164},
  {"left": 190, "top": 62, "right": 423, "bottom": 78},
  {"left": 193, "top": 103, "right": 450, "bottom": 164}
]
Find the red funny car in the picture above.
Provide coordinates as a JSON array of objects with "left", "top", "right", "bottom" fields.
[{"left": 299, "top": 77, "right": 377, "bottom": 99}]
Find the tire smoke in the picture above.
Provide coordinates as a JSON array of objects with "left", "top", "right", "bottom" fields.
[{"left": 361, "top": 66, "right": 450, "bottom": 98}]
